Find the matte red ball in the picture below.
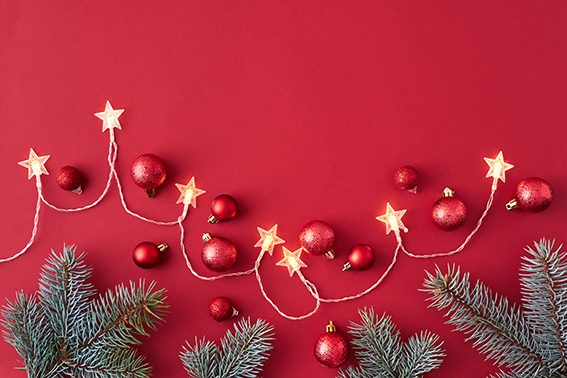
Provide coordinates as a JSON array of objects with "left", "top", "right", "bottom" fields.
[
  {"left": 299, "top": 220, "right": 335, "bottom": 256},
  {"left": 394, "top": 165, "right": 419, "bottom": 191},
  {"left": 432, "top": 196, "right": 468, "bottom": 231},
  {"left": 133, "top": 242, "right": 162, "bottom": 269},
  {"left": 346, "top": 244, "right": 375, "bottom": 271},
  {"left": 211, "top": 195, "right": 238, "bottom": 221},
  {"left": 201, "top": 237, "right": 237, "bottom": 272},
  {"left": 130, "top": 154, "right": 167, "bottom": 190},
  {"left": 515, "top": 177, "right": 553, "bottom": 213},
  {"left": 56, "top": 166, "right": 82, "bottom": 191},
  {"left": 209, "top": 296, "right": 237, "bottom": 322},
  {"left": 314, "top": 331, "right": 349, "bottom": 368}
]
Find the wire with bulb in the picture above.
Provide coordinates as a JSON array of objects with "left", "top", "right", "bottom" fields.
[{"left": 6, "top": 101, "right": 517, "bottom": 321}]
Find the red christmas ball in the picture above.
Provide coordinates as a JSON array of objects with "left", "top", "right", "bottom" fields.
[
  {"left": 299, "top": 220, "right": 335, "bottom": 258},
  {"left": 343, "top": 244, "right": 375, "bottom": 271},
  {"left": 314, "top": 322, "right": 348, "bottom": 368},
  {"left": 513, "top": 177, "right": 553, "bottom": 213},
  {"left": 56, "top": 166, "right": 82, "bottom": 193},
  {"left": 432, "top": 195, "right": 467, "bottom": 231},
  {"left": 130, "top": 154, "right": 167, "bottom": 196},
  {"left": 209, "top": 296, "right": 238, "bottom": 322},
  {"left": 133, "top": 242, "right": 168, "bottom": 269},
  {"left": 208, "top": 194, "right": 238, "bottom": 223},
  {"left": 201, "top": 236, "right": 237, "bottom": 272},
  {"left": 394, "top": 165, "right": 419, "bottom": 192}
]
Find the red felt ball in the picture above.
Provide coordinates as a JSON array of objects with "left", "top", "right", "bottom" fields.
[
  {"left": 56, "top": 166, "right": 82, "bottom": 192},
  {"left": 201, "top": 237, "right": 237, "bottom": 272},
  {"left": 210, "top": 194, "right": 238, "bottom": 222},
  {"left": 394, "top": 165, "right": 419, "bottom": 192},
  {"left": 209, "top": 296, "right": 238, "bottom": 322},
  {"left": 314, "top": 326, "right": 349, "bottom": 368},
  {"left": 133, "top": 242, "right": 167, "bottom": 269},
  {"left": 299, "top": 220, "right": 335, "bottom": 257},
  {"left": 432, "top": 196, "right": 468, "bottom": 231},
  {"left": 130, "top": 154, "right": 167, "bottom": 190},
  {"left": 515, "top": 177, "right": 553, "bottom": 213},
  {"left": 344, "top": 244, "right": 375, "bottom": 271}
]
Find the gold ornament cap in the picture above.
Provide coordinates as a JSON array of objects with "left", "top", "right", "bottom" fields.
[
  {"left": 325, "top": 321, "right": 337, "bottom": 333},
  {"left": 443, "top": 187, "right": 454, "bottom": 197},
  {"left": 207, "top": 214, "right": 220, "bottom": 224},
  {"left": 157, "top": 243, "right": 168, "bottom": 252},
  {"left": 342, "top": 261, "right": 352, "bottom": 271},
  {"left": 506, "top": 199, "right": 519, "bottom": 210},
  {"left": 144, "top": 188, "right": 156, "bottom": 198},
  {"left": 202, "top": 233, "right": 213, "bottom": 242},
  {"left": 325, "top": 249, "right": 335, "bottom": 259}
]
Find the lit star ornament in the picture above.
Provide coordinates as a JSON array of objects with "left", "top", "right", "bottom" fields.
[
  {"left": 276, "top": 247, "right": 307, "bottom": 277},
  {"left": 18, "top": 148, "right": 50, "bottom": 180},
  {"left": 254, "top": 224, "right": 285, "bottom": 256},
  {"left": 95, "top": 100, "right": 124, "bottom": 132},
  {"left": 175, "top": 177, "right": 206, "bottom": 208},
  {"left": 376, "top": 202, "right": 408, "bottom": 238},
  {"left": 484, "top": 151, "right": 514, "bottom": 190}
]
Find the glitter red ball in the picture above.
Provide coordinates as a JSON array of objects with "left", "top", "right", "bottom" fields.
[
  {"left": 132, "top": 241, "right": 168, "bottom": 269},
  {"left": 208, "top": 296, "right": 237, "bottom": 322},
  {"left": 209, "top": 194, "right": 238, "bottom": 223},
  {"left": 314, "top": 323, "right": 349, "bottom": 368},
  {"left": 393, "top": 165, "right": 419, "bottom": 192},
  {"left": 344, "top": 244, "right": 375, "bottom": 271},
  {"left": 299, "top": 220, "right": 335, "bottom": 258},
  {"left": 432, "top": 196, "right": 468, "bottom": 231},
  {"left": 201, "top": 236, "right": 237, "bottom": 272},
  {"left": 514, "top": 177, "right": 553, "bottom": 213},
  {"left": 130, "top": 154, "right": 167, "bottom": 191},
  {"left": 56, "top": 166, "right": 82, "bottom": 192}
]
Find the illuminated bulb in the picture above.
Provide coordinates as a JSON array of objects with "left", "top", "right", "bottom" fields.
[
  {"left": 94, "top": 100, "right": 124, "bottom": 132},
  {"left": 262, "top": 235, "right": 274, "bottom": 251},
  {"left": 276, "top": 246, "right": 307, "bottom": 277},
  {"left": 18, "top": 148, "right": 50, "bottom": 180},
  {"left": 254, "top": 224, "right": 285, "bottom": 256},
  {"left": 484, "top": 151, "right": 513, "bottom": 189},
  {"left": 376, "top": 202, "right": 408, "bottom": 235},
  {"left": 175, "top": 177, "right": 206, "bottom": 208}
]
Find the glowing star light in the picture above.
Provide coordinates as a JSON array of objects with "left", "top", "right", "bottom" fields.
[
  {"left": 276, "top": 247, "right": 307, "bottom": 277},
  {"left": 484, "top": 151, "right": 513, "bottom": 190},
  {"left": 95, "top": 101, "right": 124, "bottom": 132},
  {"left": 254, "top": 224, "right": 285, "bottom": 256},
  {"left": 175, "top": 177, "right": 206, "bottom": 208},
  {"left": 376, "top": 202, "right": 408, "bottom": 236},
  {"left": 18, "top": 148, "right": 50, "bottom": 179}
]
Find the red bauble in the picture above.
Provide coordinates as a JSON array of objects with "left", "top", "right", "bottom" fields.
[
  {"left": 209, "top": 296, "right": 238, "bottom": 322},
  {"left": 314, "top": 321, "right": 349, "bottom": 368},
  {"left": 507, "top": 177, "right": 553, "bottom": 213},
  {"left": 299, "top": 220, "right": 335, "bottom": 259},
  {"left": 208, "top": 194, "right": 238, "bottom": 223},
  {"left": 432, "top": 191, "right": 467, "bottom": 231},
  {"left": 133, "top": 242, "right": 168, "bottom": 269},
  {"left": 394, "top": 165, "right": 419, "bottom": 193},
  {"left": 201, "top": 234, "right": 237, "bottom": 272},
  {"left": 56, "top": 166, "right": 82, "bottom": 194},
  {"left": 130, "top": 154, "right": 167, "bottom": 197},
  {"left": 343, "top": 244, "right": 375, "bottom": 271}
]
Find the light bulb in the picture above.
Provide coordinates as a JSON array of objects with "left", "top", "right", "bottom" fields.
[
  {"left": 255, "top": 224, "right": 285, "bottom": 256},
  {"left": 95, "top": 100, "right": 124, "bottom": 132},
  {"left": 18, "top": 148, "right": 50, "bottom": 180},
  {"left": 376, "top": 202, "right": 408, "bottom": 235},
  {"left": 484, "top": 151, "right": 513, "bottom": 190},
  {"left": 276, "top": 246, "right": 307, "bottom": 277},
  {"left": 175, "top": 177, "right": 206, "bottom": 207}
]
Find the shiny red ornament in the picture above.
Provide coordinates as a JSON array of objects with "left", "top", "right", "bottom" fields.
[
  {"left": 208, "top": 194, "right": 238, "bottom": 223},
  {"left": 201, "top": 233, "right": 237, "bottom": 272},
  {"left": 56, "top": 166, "right": 82, "bottom": 194},
  {"left": 343, "top": 244, "right": 375, "bottom": 271},
  {"left": 209, "top": 296, "right": 238, "bottom": 322},
  {"left": 394, "top": 165, "right": 419, "bottom": 193},
  {"left": 314, "top": 321, "right": 348, "bottom": 368},
  {"left": 299, "top": 220, "right": 335, "bottom": 259},
  {"left": 133, "top": 241, "right": 168, "bottom": 269},
  {"left": 431, "top": 188, "right": 467, "bottom": 231},
  {"left": 506, "top": 177, "right": 553, "bottom": 213},
  {"left": 130, "top": 154, "right": 167, "bottom": 197}
]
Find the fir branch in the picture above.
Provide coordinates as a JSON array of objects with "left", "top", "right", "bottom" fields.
[
  {"left": 402, "top": 331, "right": 445, "bottom": 377},
  {"left": 180, "top": 338, "right": 220, "bottom": 378}
]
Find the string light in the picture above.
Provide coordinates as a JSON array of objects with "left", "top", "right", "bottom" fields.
[
  {"left": 376, "top": 202, "right": 408, "bottom": 242},
  {"left": 484, "top": 151, "right": 514, "bottom": 190},
  {"left": 94, "top": 100, "right": 124, "bottom": 133},
  {"left": 276, "top": 247, "right": 307, "bottom": 277},
  {"left": 175, "top": 177, "right": 206, "bottom": 207},
  {"left": 254, "top": 224, "right": 285, "bottom": 256},
  {"left": 18, "top": 148, "right": 50, "bottom": 181}
]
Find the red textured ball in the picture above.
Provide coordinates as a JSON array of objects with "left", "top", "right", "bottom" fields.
[
  {"left": 432, "top": 196, "right": 468, "bottom": 231},
  {"left": 201, "top": 237, "right": 237, "bottom": 272},
  {"left": 133, "top": 241, "right": 167, "bottom": 269},
  {"left": 394, "top": 165, "right": 419, "bottom": 192},
  {"left": 56, "top": 166, "right": 82, "bottom": 192},
  {"left": 130, "top": 154, "right": 167, "bottom": 190},
  {"left": 299, "top": 220, "right": 335, "bottom": 257},
  {"left": 314, "top": 330, "right": 349, "bottom": 368},
  {"left": 344, "top": 244, "right": 375, "bottom": 271},
  {"left": 515, "top": 177, "right": 553, "bottom": 213},
  {"left": 210, "top": 194, "right": 238, "bottom": 222},
  {"left": 209, "top": 296, "right": 237, "bottom": 322}
]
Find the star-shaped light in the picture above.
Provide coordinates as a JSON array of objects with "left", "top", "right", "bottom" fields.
[
  {"left": 276, "top": 247, "right": 307, "bottom": 277},
  {"left": 18, "top": 148, "right": 50, "bottom": 179},
  {"left": 254, "top": 224, "right": 285, "bottom": 256},
  {"left": 376, "top": 202, "right": 408, "bottom": 235},
  {"left": 95, "top": 101, "right": 124, "bottom": 132},
  {"left": 484, "top": 151, "right": 513, "bottom": 185},
  {"left": 175, "top": 177, "right": 206, "bottom": 207}
]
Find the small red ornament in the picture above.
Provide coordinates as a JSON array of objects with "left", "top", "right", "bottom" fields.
[
  {"left": 394, "top": 165, "right": 419, "bottom": 193},
  {"left": 56, "top": 166, "right": 82, "bottom": 194},
  {"left": 343, "top": 244, "right": 375, "bottom": 271},
  {"left": 314, "top": 321, "right": 349, "bottom": 368},
  {"left": 201, "top": 233, "right": 237, "bottom": 272},
  {"left": 506, "top": 177, "right": 553, "bottom": 213},
  {"left": 130, "top": 154, "right": 167, "bottom": 197},
  {"left": 432, "top": 188, "right": 467, "bottom": 231},
  {"left": 299, "top": 220, "right": 335, "bottom": 259},
  {"left": 208, "top": 194, "right": 238, "bottom": 223},
  {"left": 133, "top": 241, "right": 168, "bottom": 269},
  {"left": 208, "top": 296, "right": 238, "bottom": 322}
]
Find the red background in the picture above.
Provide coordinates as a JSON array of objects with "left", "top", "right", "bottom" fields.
[{"left": 0, "top": 1, "right": 565, "bottom": 377}]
